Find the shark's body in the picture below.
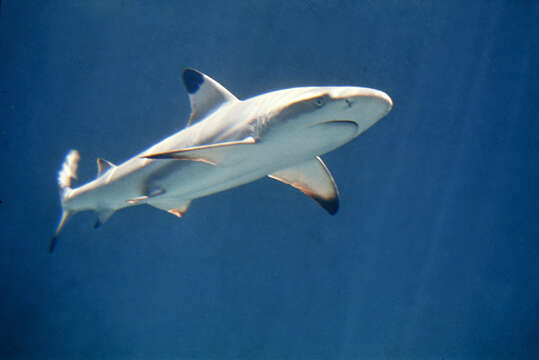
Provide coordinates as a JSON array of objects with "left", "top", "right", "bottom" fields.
[{"left": 51, "top": 69, "right": 393, "bottom": 251}]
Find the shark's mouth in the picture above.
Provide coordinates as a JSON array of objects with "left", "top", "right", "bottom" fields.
[
  {"left": 307, "top": 120, "right": 359, "bottom": 140},
  {"left": 311, "top": 120, "right": 359, "bottom": 129},
  {"left": 319, "top": 119, "right": 357, "bottom": 125}
]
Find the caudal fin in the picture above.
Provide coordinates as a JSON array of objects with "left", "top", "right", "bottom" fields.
[
  {"left": 49, "top": 211, "right": 70, "bottom": 253},
  {"left": 50, "top": 150, "right": 80, "bottom": 253},
  {"left": 58, "top": 149, "right": 80, "bottom": 192}
]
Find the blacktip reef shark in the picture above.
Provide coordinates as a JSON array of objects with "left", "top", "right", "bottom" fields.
[{"left": 50, "top": 69, "right": 393, "bottom": 252}]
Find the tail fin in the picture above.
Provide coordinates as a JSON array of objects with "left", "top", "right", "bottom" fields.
[
  {"left": 58, "top": 149, "right": 80, "bottom": 193},
  {"left": 49, "top": 211, "right": 70, "bottom": 253},
  {"left": 50, "top": 150, "right": 80, "bottom": 253}
]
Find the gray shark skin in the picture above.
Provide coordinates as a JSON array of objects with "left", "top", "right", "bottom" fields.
[{"left": 50, "top": 69, "right": 393, "bottom": 252}]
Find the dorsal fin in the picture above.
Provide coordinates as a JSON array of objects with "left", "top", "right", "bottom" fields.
[
  {"left": 182, "top": 68, "right": 238, "bottom": 126},
  {"left": 97, "top": 158, "right": 116, "bottom": 177}
]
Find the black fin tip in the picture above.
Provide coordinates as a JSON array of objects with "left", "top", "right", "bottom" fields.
[
  {"left": 182, "top": 68, "right": 204, "bottom": 94},
  {"left": 312, "top": 194, "right": 339, "bottom": 215},
  {"left": 49, "top": 236, "right": 57, "bottom": 253}
]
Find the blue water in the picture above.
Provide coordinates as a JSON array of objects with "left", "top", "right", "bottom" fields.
[{"left": 1, "top": 1, "right": 537, "bottom": 358}]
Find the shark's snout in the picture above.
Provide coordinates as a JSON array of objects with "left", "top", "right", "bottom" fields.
[
  {"left": 323, "top": 87, "right": 393, "bottom": 133},
  {"left": 330, "top": 87, "right": 393, "bottom": 115}
]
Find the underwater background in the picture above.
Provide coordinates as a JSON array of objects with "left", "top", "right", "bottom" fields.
[{"left": 1, "top": 1, "right": 538, "bottom": 359}]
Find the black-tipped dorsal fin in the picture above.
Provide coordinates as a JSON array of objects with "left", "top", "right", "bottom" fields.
[
  {"left": 268, "top": 156, "right": 340, "bottom": 215},
  {"left": 97, "top": 158, "right": 116, "bottom": 177},
  {"left": 182, "top": 68, "right": 238, "bottom": 126}
]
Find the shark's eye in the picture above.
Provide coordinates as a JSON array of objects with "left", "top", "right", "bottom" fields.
[{"left": 314, "top": 97, "right": 326, "bottom": 107}]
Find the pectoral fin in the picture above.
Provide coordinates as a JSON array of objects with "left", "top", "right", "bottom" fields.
[
  {"left": 141, "top": 137, "right": 256, "bottom": 165},
  {"left": 126, "top": 188, "right": 165, "bottom": 205},
  {"left": 269, "top": 156, "right": 339, "bottom": 215}
]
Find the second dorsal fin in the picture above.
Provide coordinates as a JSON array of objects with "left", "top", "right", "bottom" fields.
[
  {"left": 97, "top": 158, "right": 116, "bottom": 177},
  {"left": 182, "top": 68, "right": 239, "bottom": 126}
]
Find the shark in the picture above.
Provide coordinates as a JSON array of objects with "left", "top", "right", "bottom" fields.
[{"left": 50, "top": 68, "right": 393, "bottom": 252}]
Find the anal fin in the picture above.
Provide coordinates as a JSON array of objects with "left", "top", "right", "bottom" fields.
[
  {"left": 269, "top": 156, "right": 339, "bottom": 215},
  {"left": 94, "top": 208, "right": 115, "bottom": 229}
]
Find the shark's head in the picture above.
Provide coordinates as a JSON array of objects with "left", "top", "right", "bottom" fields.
[
  {"left": 177, "top": 69, "right": 392, "bottom": 156},
  {"left": 255, "top": 86, "right": 393, "bottom": 156}
]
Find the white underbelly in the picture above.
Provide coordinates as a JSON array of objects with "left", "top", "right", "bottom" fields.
[{"left": 148, "top": 120, "right": 358, "bottom": 200}]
